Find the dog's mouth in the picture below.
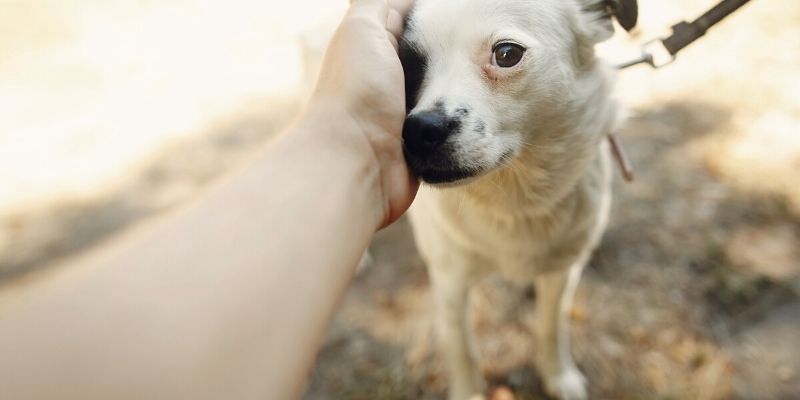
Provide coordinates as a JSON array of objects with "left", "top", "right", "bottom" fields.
[
  {"left": 401, "top": 109, "right": 522, "bottom": 186},
  {"left": 406, "top": 149, "right": 518, "bottom": 186},
  {"left": 403, "top": 144, "right": 482, "bottom": 185},
  {"left": 413, "top": 166, "right": 481, "bottom": 185}
]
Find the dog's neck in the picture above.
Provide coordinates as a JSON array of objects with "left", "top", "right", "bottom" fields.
[{"left": 454, "top": 134, "right": 600, "bottom": 224}]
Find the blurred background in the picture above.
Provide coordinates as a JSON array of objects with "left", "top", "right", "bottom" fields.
[{"left": 1, "top": 0, "right": 798, "bottom": 399}]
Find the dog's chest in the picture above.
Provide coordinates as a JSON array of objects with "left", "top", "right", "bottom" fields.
[
  {"left": 410, "top": 187, "right": 594, "bottom": 280},
  {"left": 464, "top": 207, "right": 587, "bottom": 278},
  {"left": 472, "top": 223, "right": 559, "bottom": 278}
]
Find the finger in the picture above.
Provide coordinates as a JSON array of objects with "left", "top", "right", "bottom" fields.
[
  {"left": 348, "top": 0, "right": 390, "bottom": 26},
  {"left": 387, "top": 31, "right": 400, "bottom": 52},
  {"left": 388, "top": 0, "right": 415, "bottom": 19},
  {"left": 386, "top": 8, "right": 404, "bottom": 40}
]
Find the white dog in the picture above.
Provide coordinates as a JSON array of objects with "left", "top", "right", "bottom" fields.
[{"left": 399, "top": 1, "right": 636, "bottom": 399}]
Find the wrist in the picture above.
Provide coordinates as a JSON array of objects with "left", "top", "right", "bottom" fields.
[{"left": 279, "top": 100, "right": 388, "bottom": 231}]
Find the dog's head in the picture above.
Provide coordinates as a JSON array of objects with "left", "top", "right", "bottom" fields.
[{"left": 400, "top": 0, "right": 635, "bottom": 185}]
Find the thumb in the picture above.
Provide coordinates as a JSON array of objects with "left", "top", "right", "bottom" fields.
[{"left": 348, "top": 0, "right": 390, "bottom": 27}]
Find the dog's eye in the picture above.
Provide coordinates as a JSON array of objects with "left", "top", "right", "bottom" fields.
[{"left": 492, "top": 43, "right": 525, "bottom": 68}]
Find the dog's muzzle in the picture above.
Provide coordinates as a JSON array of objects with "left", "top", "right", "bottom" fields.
[
  {"left": 403, "top": 111, "right": 458, "bottom": 156},
  {"left": 402, "top": 110, "right": 477, "bottom": 184}
]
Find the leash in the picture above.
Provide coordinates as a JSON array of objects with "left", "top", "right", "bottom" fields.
[
  {"left": 608, "top": 0, "right": 753, "bottom": 182},
  {"left": 617, "top": 0, "right": 753, "bottom": 69}
]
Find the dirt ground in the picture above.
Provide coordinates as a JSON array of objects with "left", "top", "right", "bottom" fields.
[{"left": 1, "top": 1, "right": 798, "bottom": 399}]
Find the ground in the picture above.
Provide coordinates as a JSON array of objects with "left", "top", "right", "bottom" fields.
[
  {"left": 307, "top": 2, "right": 800, "bottom": 398},
  {"left": 1, "top": 1, "right": 798, "bottom": 399},
  {"left": 305, "top": 103, "right": 800, "bottom": 399}
]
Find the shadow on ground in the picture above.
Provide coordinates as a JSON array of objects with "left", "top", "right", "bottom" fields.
[{"left": 0, "top": 99, "right": 298, "bottom": 283}]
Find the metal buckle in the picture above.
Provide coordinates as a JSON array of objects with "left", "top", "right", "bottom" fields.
[
  {"left": 642, "top": 39, "right": 676, "bottom": 69},
  {"left": 616, "top": 39, "right": 677, "bottom": 70}
]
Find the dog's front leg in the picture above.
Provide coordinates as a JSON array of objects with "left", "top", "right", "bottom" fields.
[
  {"left": 429, "top": 267, "right": 485, "bottom": 400},
  {"left": 534, "top": 265, "right": 587, "bottom": 400}
]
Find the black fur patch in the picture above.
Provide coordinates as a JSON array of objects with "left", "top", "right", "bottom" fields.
[
  {"left": 585, "top": 0, "right": 638, "bottom": 32},
  {"left": 399, "top": 37, "right": 428, "bottom": 112}
]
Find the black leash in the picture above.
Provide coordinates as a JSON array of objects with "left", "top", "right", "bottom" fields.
[{"left": 618, "top": 0, "right": 753, "bottom": 69}]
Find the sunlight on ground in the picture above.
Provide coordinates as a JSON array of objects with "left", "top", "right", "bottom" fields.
[
  {"left": 2, "top": 0, "right": 796, "bottom": 215},
  {"left": 0, "top": 0, "right": 346, "bottom": 213}
]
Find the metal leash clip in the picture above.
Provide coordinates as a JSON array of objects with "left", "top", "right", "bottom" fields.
[
  {"left": 617, "top": 39, "right": 676, "bottom": 70},
  {"left": 616, "top": 0, "right": 752, "bottom": 70}
]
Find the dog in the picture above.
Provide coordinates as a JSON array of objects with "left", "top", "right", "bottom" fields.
[{"left": 399, "top": 1, "right": 636, "bottom": 399}]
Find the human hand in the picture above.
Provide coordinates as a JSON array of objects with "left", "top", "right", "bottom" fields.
[{"left": 306, "top": 0, "right": 418, "bottom": 229}]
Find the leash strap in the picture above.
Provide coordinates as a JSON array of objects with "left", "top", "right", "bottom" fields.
[
  {"left": 608, "top": 134, "right": 634, "bottom": 182},
  {"left": 611, "top": 1, "right": 754, "bottom": 182},
  {"left": 618, "top": 0, "right": 753, "bottom": 69},
  {"left": 662, "top": 0, "right": 752, "bottom": 56}
]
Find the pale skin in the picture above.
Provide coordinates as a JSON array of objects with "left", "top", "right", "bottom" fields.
[{"left": 0, "top": 1, "right": 416, "bottom": 399}]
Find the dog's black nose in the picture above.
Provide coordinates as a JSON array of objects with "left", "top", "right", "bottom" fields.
[{"left": 403, "top": 111, "right": 457, "bottom": 155}]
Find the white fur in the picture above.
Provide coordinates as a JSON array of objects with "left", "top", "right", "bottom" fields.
[{"left": 403, "top": 1, "right": 620, "bottom": 399}]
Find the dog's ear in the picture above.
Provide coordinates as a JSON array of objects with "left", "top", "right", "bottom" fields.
[
  {"left": 576, "top": 0, "right": 638, "bottom": 43},
  {"left": 609, "top": 0, "right": 638, "bottom": 32},
  {"left": 572, "top": 0, "right": 637, "bottom": 67}
]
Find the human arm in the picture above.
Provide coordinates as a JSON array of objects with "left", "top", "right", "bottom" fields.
[{"left": 0, "top": 0, "right": 416, "bottom": 399}]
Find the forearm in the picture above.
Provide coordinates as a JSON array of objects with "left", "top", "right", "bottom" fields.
[
  {"left": 0, "top": 0, "right": 417, "bottom": 396},
  {"left": 247, "top": 107, "right": 384, "bottom": 399},
  {"left": 0, "top": 109, "right": 382, "bottom": 400}
]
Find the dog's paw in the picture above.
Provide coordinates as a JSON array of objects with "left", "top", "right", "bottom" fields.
[{"left": 543, "top": 367, "right": 587, "bottom": 400}]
